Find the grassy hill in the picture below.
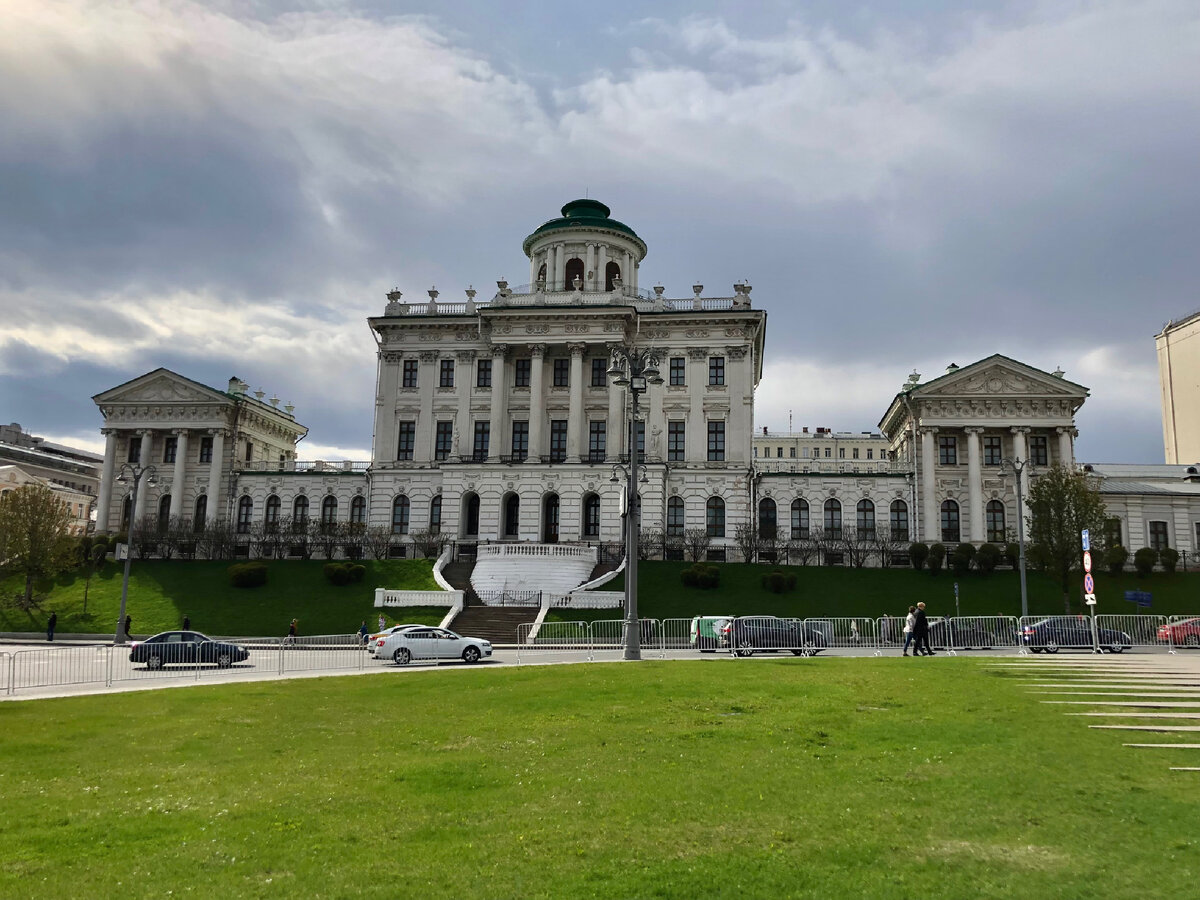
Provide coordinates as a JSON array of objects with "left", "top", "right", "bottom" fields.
[
  {"left": 0, "top": 558, "right": 446, "bottom": 637},
  {"left": 550, "top": 560, "right": 1200, "bottom": 623}
]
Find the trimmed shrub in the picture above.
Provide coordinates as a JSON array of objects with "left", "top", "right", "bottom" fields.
[
  {"left": 1004, "top": 543, "right": 1020, "bottom": 568},
  {"left": 228, "top": 561, "right": 268, "bottom": 588},
  {"left": 975, "top": 543, "right": 1000, "bottom": 574},
  {"left": 92, "top": 534, "right": 110, "bottom": 557},
  {"left": 1104, "top": 545, "right": 1128, "bottom": 576},
  {"left": 1133, "top": 547, "right": 1157, "bottom": 577},
  {"left": 349, "top": 564, "right": 366, "bottom": 582},
  {"left": 1160, "top": 547, "right": 1180, "bottom": 574},
  {"left": 681, "top": 563, "right": 719, "bottom": 589},
  {"left": 928, "top": 543, "right": 946, "bottom": 575},
  {"left": 761, "top": 570, "right": 789, "bottom": 594},
  {"left": 324, "top": 563, "right": 355, "bottom": 586},
  {"left": 951, "top": 543, "right": 976, "bottom": 576},
  {"left": 680, "top": 567, "right": 699, "bottom": 588},
  {"left": 909, "top": 542, "right": 929, "bottom": 571}
]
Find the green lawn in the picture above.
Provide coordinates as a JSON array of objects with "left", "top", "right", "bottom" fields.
[
  {"left": 0, "top": 660, "right": 1196, "bottom": 898},
  {"left": 0, "top": 559, "right": 445, "bottom": 637},
  {"left": 550, "top": 561, "right": 1200, "bottom": 623}
]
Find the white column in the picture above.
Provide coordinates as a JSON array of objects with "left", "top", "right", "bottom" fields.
[
  {"left": 169, "top": 429, "right": 189, "bottom": 519},
  {"left": 207, "top": 429, "right": 226, "bottom": 519},
  {"left": 597, "top": 245, "right": 608, "bottom": 291},
  {"left": 586, "top": 245, "right": 596, "bottom": 290},
  {"left": 607, "top": 350, "right": 624, "bottom": 461},
  {"left": 374, "top": 351, "right": 402, "bottom": 463},
  {"left": 567, "top": 343, "right": 585, "bottom": 463},
  {"left": 455, "top": 351, "right": 474, "bottom": 461},
  {"left": 623, "top": 251, "right": 632, "bottom": 293},
  {"left": 965, "top": 427, "right": 984, "bottom": 542},
  {"left": 97, "top": 429, "right": 117, "bottom": 533},
  {"left": 1012, "top": 426, "right": 1030, "bottom": 524},
  {"left": 687, "top": 348, "right": 708, "bottom": 461},
  {"left": 487, "top": 345, "right": 509, "bottom": 461},
  {"left": 725, "top": 346, "right": 750, "bottom": 463},
  {"left": 554, "top": 246, "right": 566, "bottom": 292},
  {"left": 133, "top": 430, "right": 153, "bottom": 524},
  {"left": 920, "top": 426, "right": 938, "bottom": 542},
  {"left": 1057, "top": 426, "right": 1075, "bottom": 468},
  {"left": 416, "top": 351, "right": 437, "bottom": 463},
  {"left": 526, "top": 344, "right": 547, "bottom": 461}
]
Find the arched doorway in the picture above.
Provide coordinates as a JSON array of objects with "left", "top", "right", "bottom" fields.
[
  {"left": 605, "top": 261, "right": 621, "bottom": 291},
  {"left": 542, "top": 493, "right": 560, "bottom": 543},
  {"left": 503, "top": 493, "right": 520, "bottom": 539},
  {"left": 565, "top": 257, "right": 585, "bottom": 290},
  {"left": 461, "top": 492, "right": 480, "bottom": 538}
]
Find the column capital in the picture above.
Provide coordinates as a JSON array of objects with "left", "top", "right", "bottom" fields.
[
  {"left": 101, "top": 427, "right": 117, "bottom": 436},
  {"left": 1010, "top": 425, "right": 1032, "bottom": 434},
  {"left": 963, "top": 426, "right": 985, "bottom": 435},
  {"left": 170, "top": 428, "right": 189, "bottom": 436},
  {"left": 455, "top": 349, "right": 477, "bottom": 362},
  {"left": 686, "top": 346, "right": 710, "bottom": 360},
  {"left": 137, "top": 428, "right": 154, "bottom": 437},
  {"left": 418, "top": 350, "right": 439, "bottom": 363},
  {"left": 382, "top": 350, "right": 404, "bottom": 364},
  {"left": 489, "top": 344, "right": 509, "bottom": 359},
  {"left": 918, "top": 425, "right": 939, "bottom": 435},
  {"left": 725, "top": 345, "right": 749, "bottom": 360},
  {"left": 207, "top": 428, "right": 228, "bottom": 438},
  {"left": 1056, "top": 425, "right": 1078, "bottom": 437},
  {"left": 529, "top": 343, "right": 548, "bottom": 358},
  {"left": 567, "top": 342, "right": 587, "bottom": 356}
]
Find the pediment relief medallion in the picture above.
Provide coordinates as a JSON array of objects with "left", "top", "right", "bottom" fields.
[
  {"left": 934, "top": 366, "right": 1076, "bottom": 397},
  {"left": 110, "top": 377, "right": 218, "bottom": 405}
]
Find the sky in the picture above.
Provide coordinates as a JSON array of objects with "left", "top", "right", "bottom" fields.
[{"left": 2, "top": 0, "right": 1198, "bottom": 463}]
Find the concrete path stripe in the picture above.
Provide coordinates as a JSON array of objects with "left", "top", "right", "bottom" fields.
[
  {"left": 1030, "top": 691, "right": 1200, "bottom": 698},
  {"left": 1042, "top": 701, "right": 1200, "bottom": 707},
  {"left": 1090, "top": 725, "right": 1200, "bottom": 732},
  {"left": 1067, "top": 712, "right": 1200, "bottom": 719},
  {"left": 1169, "top": 767, "right": 1200, "bottom": 771},
  {"left": 1123, "top": 743, "right": 1200, "bottom": 748},
  {"left": 1028, "top": 682, "right": 1200, "bottom": 689}
]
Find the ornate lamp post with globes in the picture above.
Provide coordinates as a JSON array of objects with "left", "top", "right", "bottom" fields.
[
  {"left": 998, "top": 456, "right": 1033, "bottom": 620},
  {"left": 115, "top": 461, "right": 157, "bottom": 644},
  {"left": 607, "top": 345, "right": 664, "bottom": 661}
]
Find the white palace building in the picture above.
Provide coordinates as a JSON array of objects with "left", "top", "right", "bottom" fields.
[{"left": 91, "top": 200, "right": 1200, "bottom": 569}]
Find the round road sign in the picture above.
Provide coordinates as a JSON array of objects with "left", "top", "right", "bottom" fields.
[
  {"left": 1084, "top": 572, "right": 1095, "bottom": 594},
  {"left": 1083, "top": 550, "right": 1092, "bottom": 574}
]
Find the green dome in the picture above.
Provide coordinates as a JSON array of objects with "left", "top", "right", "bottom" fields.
[{"left": 522, "top": 199, "right": 647, "bottom": 257}]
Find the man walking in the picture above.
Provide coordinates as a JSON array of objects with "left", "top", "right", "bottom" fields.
[
  {"left": 46, "top": 611, "right": 57, "bottom": 642},
  {"left": 913, "top": 602, "right": 935, "bottom": 657},
  {"left": 182, "top": 614, "right": 190, "bottom": 631}
]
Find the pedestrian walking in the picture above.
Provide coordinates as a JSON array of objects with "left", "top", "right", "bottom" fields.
[
  {"left": 850, "top": 619, "right": 860, "bottom": 645},
  {"left": 880, "top": 614, "right": 892, "bottom": 646},
  {"left": 124, "top": 615, "right": 133, "bottom": 640},
  {"left": 902, "top": 607, "right": 916, "bottom": 656},
  {"left": 378, "top": 614, "right": 386, "bottom": 632},
  {"left": 46, "top": 611, "right": 57, "bottom": 642},
  {"left": 182, "top": 614, "right": 190, "bottom": 631},
  {"left": 288, "top": 618, "right": 298, "bottom": 642},
  {"left": 358, "top": 620, "right": 370, "bottom": 646},
  {"left": 913, "top": 602, "right": 935, "bottom": 656}
]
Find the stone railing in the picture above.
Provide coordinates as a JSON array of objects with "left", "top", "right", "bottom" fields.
[
  {"left": 476, "top": 543, "right": 597, "bottom": 562},
  {"left": 373, "top": 588, "right": 463, "bottom": 608},
  {"left": 380, "top": 289, "right": 749, "bottom": 317},
  {"left": 754, "top": 460, "right": 911, "bottom": 476},
  {"left": 242, "top": 459, "right": 370, "bottom": 474},
  {"left": 547, "top": 590, "right": 624, "bottom": 609}
]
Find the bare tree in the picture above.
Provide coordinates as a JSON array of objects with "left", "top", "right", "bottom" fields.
[
  {"left": 683, "top": 528, "right": 712, "bottom": 562},
  {"left": 130, "top": 515, "right": 160, "bottom": 559},
  {"left": 365, "top": 525, "right": 395, "bottom": 560},
  {"left": 410, "top": 527, "right": 449, "bottom": 559},
  {"left": 313, "top": 518, "right": 342, "bottom": 560},
  {"left": 842, "top": 526, "right": 874, "bottom": 568},
  {"left": 639, "top": 527, "right": 665, "bottom": 561},
  {"left": 342, "top": 523, "right": 366, "bottom": 561},
  {"left": 788, "top": 534, "right": 818, "bottom": 567},
  {"left": 734, "top": 522, "right": 758, "bottom": 563}
]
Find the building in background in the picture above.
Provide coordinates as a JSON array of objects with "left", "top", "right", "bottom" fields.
[
  {"left": 1157, "top": 309, "right": 1200, "bottom": 464},
  {"left": 0, "top": 422, "right": 102, "bottom": 503},
  {"left": 0, "top": 463, "right": 94, "bottom": 534}
]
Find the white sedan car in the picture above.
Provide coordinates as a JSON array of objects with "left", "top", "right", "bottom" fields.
[
  {"left": 377, "top": 627, "right": 492, "bottom": 665},
  {"left": 369, "top": 623, "right": 425, "bottom": 657}
]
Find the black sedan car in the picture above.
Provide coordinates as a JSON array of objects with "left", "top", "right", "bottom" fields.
[
  {"left": 1020, "top": 616, "right": 1132, "bottom": 653},
  {"left": 723, "top": 616, "right": 828, "bottom": 657},
  {"left": 129, "top": 631, "right": 251, "bottom": 669}
]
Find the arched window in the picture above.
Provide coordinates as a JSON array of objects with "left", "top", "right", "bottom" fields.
[
  {"left": 986, "top": 500, "right": 1006, "bottom": 543},
  {"left": 543, "top": 493, "right": 560, "bottom": 543},
  {"left": 706, "top": 496, "right": 725, "bottom": 538},
  {"left": 791, "top": 498, "right": 810, "bottom": 539},
  {"left": 193, "top": 495, "right": 207, "bottom": 532},
  {"left": 667, "top": 496, "right": 685, "bottom": 537},
  {"left": 503, "top": 493, "right": 520, "bottom": 538},
  {"left": 293, "top": 495, "right": 309, "bottom": 523},
  {"left": 565, "top": 257, "right": 585, "bottom": 289},
  {"left": 605, "top": 260, "right": 621, "bottom": 291},
  {"left": 463, "top": 492, "right": 480, "bottom": 537},
  {"left": 321, "top": 495, "right": 338, "bottom": 532},
  {"left": 158, "top": 494, "right": 172, "bottom": 533},
  {"left": 941, "top": 499, "right": 960, "bottom": 543},
  {"left": 391, "top": 495, "right": 410, "bottom": 535},
  {"left": 824, "top": 499, "right": 842, "bottom": 538},
  {"left": 890, "top": 500, "right": 909, "bottom": 542},
  {"left": 349, "top": 495, "right": 365, "bottom": 526},
  {"left": 265, "top": 494, "right": 281, "bottom": 532},
  {"left": 429, "top": 495, "right": 442, "bottom": 533},
  {"left": 856, "top": 499, "right": 875, "bottom": 539},
  {"left": 583, "top": 493, "right": 601, "bottom": 538},
  {"left": 758, "top": 498, "right": 777, "bottom": 539},
  {"left": 237, "top": 495, "right": 253, "bottom": 534}
]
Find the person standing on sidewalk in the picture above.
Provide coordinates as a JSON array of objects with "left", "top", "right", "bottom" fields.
[
  {"left": 913, "top": 602, "right": 935, "bottom": 656},
  {"left": 124, "top": 615, "right": 133, "bottom": 641},
  {"left": 46, "top": 611, "right": 57, "bottom": 642},
  {"left": 182, "top": 614, "right": 190, "bottom": 631},
  {"left": 288, "top": 618, "right": 298, "bottom": 643},
  {"left": 902, "top": 607, "right": 916, "bottom": 656}
]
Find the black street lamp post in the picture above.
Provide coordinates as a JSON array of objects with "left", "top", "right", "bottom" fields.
[
  {"left": 998, "top": 457, "right": 1033, "bottom": 620},
  {"left": 115, "top": 462, "right": 157, "bottom": 644}
]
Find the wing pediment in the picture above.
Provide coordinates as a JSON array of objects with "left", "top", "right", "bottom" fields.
[
  {"left": 93, "top": 369, "right": 228, "bottom": 405},
  {"left": 916, "top": 357, "right": 1087, "bottom": 400}
]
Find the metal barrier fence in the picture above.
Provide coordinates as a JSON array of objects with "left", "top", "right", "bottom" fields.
[
  {"left": 1167, "top": 615, "right": 1200, "bottom": 650},
  {"left": 1096, "top": 615, "right": 1170, "bottom": 652},
  {"left": 0, "top": 652, "right": 6, "bottom": 694},
  {"left": 281, "top": 634, "right": 366, "bottom": 674},
  {"left": 516, "top": 621, "right": 591, "bottom": 664},
  {"left": 11, "top": 645, "right": 112, "bottom": 692}
]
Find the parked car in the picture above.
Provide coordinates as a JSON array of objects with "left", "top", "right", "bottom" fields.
[
  {"left": 369, "top": 624, "right": 425, "bottom": 657},
  {"left": 929, "top": 620, "right": 997, "bottom": 650},
  {"left": 720, "top": 616, "right": 827, "bottom": 657},
  {"left": 129, "top": 631, "right": 251, "bottom": 669},
  {"left": 1020, "top": 616, "right": 1132, "bottom": 653},
  {"left": 377, "top": 627, "right": 492, "bottom": 665},
  {"left": 690, "top": 616, "right": 733, "bottom": 652},
  {"left": 1158, "top": 618, "right": 1200, "bottom": 649}
]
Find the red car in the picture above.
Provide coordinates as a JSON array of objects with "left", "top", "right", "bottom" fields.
[{"left": 1158, "top": 618, "right": 1200, "bottom": 649}]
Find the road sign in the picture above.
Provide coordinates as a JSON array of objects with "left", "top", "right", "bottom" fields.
[
  {"left": 1081, "top": 529, "right": 1090, "bottom": 551},
  {"left": 1085, "top": 594, "right": 1097, "bottom": 605},
  {"left": 1124, "top": 590, "right": 1153, "bottom": 608},
  {"left": 1083, "top": 573, "right": 1095, "bottom": 594},
  {"left": 1082, "top": 550, "right": 1092, "bottom": 574},
  {"left": 954, "top": 582, "right": 959, "bottom": 597}
]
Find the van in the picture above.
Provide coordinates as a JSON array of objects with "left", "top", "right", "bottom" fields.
[{"left": 690, "top": 616, "right": 733, "bottom": 653}]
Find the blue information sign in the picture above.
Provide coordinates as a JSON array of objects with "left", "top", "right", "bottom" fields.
[
  {"left": 1081, "top": 529, "right": 1090, "bottom": 551},
  {"left": 1124, "top": 590, "right": 1152, "bottom": 608}
]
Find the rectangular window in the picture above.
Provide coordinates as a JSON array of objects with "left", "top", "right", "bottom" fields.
[
  {"left": 510, "top": 421, "right": 528, "bottom": 461},
  {"left": 553, "top": 358, "right": 569, "bottom": 387},
  {"left": 439, "top": 359, "right": 455, "bottom": 388},
  {"left": 670, "top": 357, "right": 686, "bottom": 386},
  {"left": 890, "top": 503, "right": 909, "bottom": 542},
  {"left": 1030, "top": 435, "right": 1048, "bottom": 466},
  {"left": 1149, "top": 520, "right": 1169, "bottom": 551},
  {"left": 838, "top": 447, "right": 845, "bottom": 459},
  {"left": 396, "top": 422, "right": 415, "bottom": 460},
  {"left": 866, "top": 448, "right": 873, "bottom": 460},
  {"left": 668, "top": 421, "right": 685, "bottom": 462},
  {"left": 588, "top": 421, "right": 606, "bottom": 461},
  {"left": 402, "top": 359, "right": 419, "bottom": 388},
  {"left": 708, "top": 356, "right": 725, "bottom": 386},
  {"left": 514, "top": 358, "right": 531, "bottom": 387},
  {"left": 435, "top": 421, "right": 453, "bottom": 461},
  {"left": 983, "top": 435, "right": 1002, "bottom": 466},
  {"left": 776, "top": 448, "right": 783, "bottom": 458},
  {"left": 476, "top": 359, "right": 492, "bottom": 388},
  {"left": 1104, "top": 517, "right": 1122, "bottom": 549},
  {"left": 667, "top": 498, "right": 685, "bottom": 536},
  {"left": 753, "top": 447, "right": 758, "bottom": 458},
  {"left": 591, "top": 358, "right": 607, "bottom": 387},
  {"left": 633, "top": 421, "right": 645, "bottom": 456},
  {"left": 549, "top": 420, "right": 568, "bottom": 462},
  {"left": 159, "top": 436, "right": 175, "bottom": 464},
  {"left": 938, "top": 435, "right": 958, "bottom": 466},
  {"left": 707, "top": 421, "right": 725, "bottom": 461},
  {"left": 245, "top": 441, "right": 253, "bottom": 463},
  {"left": 852, "top": 447, "right": 859, "bottom": 459},
  {"left": 473, "top": 422, "right": 490, "bottom": 460},
  {"left": 790, "top": 447, "right": 796, "bottom": 458},
  {"left": 198, "top": 436, "right": 213, "bottom": 464},
  {"left": 128, "top": 438, "right": 141, "bottom": 463},
  {"left": 824, "top": 447, "right": 831, "bottom": 458}
]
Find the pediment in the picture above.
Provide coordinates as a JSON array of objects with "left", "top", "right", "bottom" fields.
[
  {"left": 916, "top": 356, "right": 1087, "bottom": 400},
  {"left": 93, "top": 369, "right": 228, "bottom": 405}
]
